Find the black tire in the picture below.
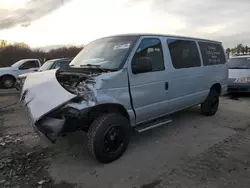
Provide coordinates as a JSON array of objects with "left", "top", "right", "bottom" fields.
[
  {"left": 87, "top": 113, "right": 131, "bottom": 163},
  {"left": 1, "top": 75, "right": 15, "bottom": 89},
  {"left": 201, "top": 89, "right": 220, "bottom": 116}
]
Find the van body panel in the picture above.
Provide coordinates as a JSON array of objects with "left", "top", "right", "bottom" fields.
[
  {"left": 21, "top": 33, "right": 228, "bottom": 144},
  {"left": 127, "top": 36, "right": 169, "bottom": 124},
  {"left": 126, "top": 35, "right": 227, "bottom": 124}
]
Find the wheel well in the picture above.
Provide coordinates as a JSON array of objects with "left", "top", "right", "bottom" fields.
[
  {"left": 0, "top": 74, "right": 16, "bottom": 82},
  {"left": 64, "top": 103, "right": 130, "bottom": 133},
  {"left": 88, "top": 103, "right": 130, "bottom": 123},
  {"left": 211, "top": 83, "right": 221, "bottom": 94}
]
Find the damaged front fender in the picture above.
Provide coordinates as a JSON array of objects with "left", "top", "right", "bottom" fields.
[{"left": 22, "top": 68, "right": 133, "bottom": 143}]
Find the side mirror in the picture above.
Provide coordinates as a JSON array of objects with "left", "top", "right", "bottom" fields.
[{"left": 132, "top": 57, "right": 153, "bottom": 74}]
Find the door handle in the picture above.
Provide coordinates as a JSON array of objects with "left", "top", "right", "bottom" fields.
[{"left": 165, "top": 82, "right": 169, "bottom": 90}]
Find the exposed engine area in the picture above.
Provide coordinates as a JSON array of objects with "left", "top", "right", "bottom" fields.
[{"left": 56, "top": 70, "right": 97, "bottom": 95}]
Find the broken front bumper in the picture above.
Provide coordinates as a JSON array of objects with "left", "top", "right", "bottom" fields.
[{"left": 25, "top": 106, "right": 65, "bottom": 144}]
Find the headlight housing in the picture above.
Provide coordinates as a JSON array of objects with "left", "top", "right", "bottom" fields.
[
  {"left": 17, "top": 77, "right": 27, "bottom": 84},
  {"left": 234, "top": 77, "right": 250, "bottom": 83},
  {"left": 71, "top": 82, "right": 96, "bottom": 102},
  {"left": 21, "top": 77, "right": 27, "bottom": 84}
]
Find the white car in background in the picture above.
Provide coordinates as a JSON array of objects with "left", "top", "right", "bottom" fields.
[
  {"left": 0, "top": 59, "right": 41, "bottom": 89},
  {"left": 15, "top": 58, "right": 72, "bottom": 91},
  {"left": 227, "top": 55, "right": 250, "bottom": 93}
]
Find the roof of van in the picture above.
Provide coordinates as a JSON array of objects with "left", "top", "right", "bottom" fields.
[
  {"left": 230, "top": 55, "right": 250, "bottom": 59},
  {"left": 102, "top": 33, "right": 222, "bottom": 44}
]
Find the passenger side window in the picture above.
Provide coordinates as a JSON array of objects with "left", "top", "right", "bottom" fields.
[
  {"left": 132, "top": 38, "right": 165, "bottom": 73},
  {"left": 198, "top": 42, "right": 226, "bottom": 66},
  {"left": 167, "top": 39, "right": 201, "bottom": 69},
  {"left": 19, "top": 60, "right": 39, "bottom": 70}
]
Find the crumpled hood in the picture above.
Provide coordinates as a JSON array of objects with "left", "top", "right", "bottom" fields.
[
  {"left": 229, "top": 69, "right": 250, "bottom": 79},
  {"left": 21, "top": 69, "right": 76, "bottom": 122}
]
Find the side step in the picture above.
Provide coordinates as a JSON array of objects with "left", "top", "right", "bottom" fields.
[{"left": 135, "top": 117, "right": 172, "bottom": 133}]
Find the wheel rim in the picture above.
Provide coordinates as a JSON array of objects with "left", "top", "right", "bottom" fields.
[
  {"left": 211, "top": 96, "right": 219, "bottom": 110},
  {"left": 103, "top": 125, "right": 125, "bottom": 155},
  {"left": 4, "top": 79, "right": 13, "bottom": 88}
]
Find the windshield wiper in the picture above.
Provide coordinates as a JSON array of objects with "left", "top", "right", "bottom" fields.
[
  {"left": 80, "top": 64, "right": 101, "bottom": 68},
  {"left": 80, "top": 64, "right": 105, "bottom": 71},
  {"left": 80, "top": 64, "right": 117, "bottom": 71},
  {"left": 229, "top": 67, "right": 250, "bottom": 69}
]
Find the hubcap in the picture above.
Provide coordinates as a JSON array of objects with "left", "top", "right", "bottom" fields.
[
  {"left": 103, "top": 126, "right": 125, "bottom": 155},
  {"left": 211, "top": 96, "right": 219, "bottom": 109},
  {"left": 4, "top": 79, "right": 13, "bottom": 88}
]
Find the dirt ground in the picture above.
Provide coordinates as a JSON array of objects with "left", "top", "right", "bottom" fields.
[{"left": 1, "top": 89, "right": 250, "bottom": 188}]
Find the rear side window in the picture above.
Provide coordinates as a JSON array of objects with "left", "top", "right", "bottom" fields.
[
  {"left": 198, "top": 42, "right": 226, "bottom": 66},
  {"left": 167, "top": 39, "right": 201, "bottom": 69}
]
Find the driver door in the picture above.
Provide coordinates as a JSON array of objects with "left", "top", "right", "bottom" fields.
[{"left": 128, "top": 37, "right": 169, "bottom": 124}]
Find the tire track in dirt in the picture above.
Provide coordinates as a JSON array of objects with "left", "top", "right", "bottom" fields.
[
  {"left": 157, "top": 130, "right": 250, "bottom": 188},
  {"left": 0, "top": 117, "right": 4, "bottom": 136}
]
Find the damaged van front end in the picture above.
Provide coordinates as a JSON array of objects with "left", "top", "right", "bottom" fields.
[
  {"left": 21, "top": 67, "right": 123, "bottom": 143},
  {"left": 21, "top": 35, "right": 138, "bottom": 163}
]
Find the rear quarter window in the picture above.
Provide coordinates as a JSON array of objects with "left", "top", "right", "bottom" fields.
[{"left": 198, "top": 42, "right": 226, "bottom": 66}]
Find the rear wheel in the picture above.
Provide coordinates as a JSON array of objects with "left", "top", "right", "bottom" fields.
[
  {"left": 1, "top": 76, "right": 15, "bottom": 89},
  {"left": 201, "top": 89, "right": 219, "bottom": 116},
  {"left": 86, "top": 113, "right": 131, "bottom": 163}
]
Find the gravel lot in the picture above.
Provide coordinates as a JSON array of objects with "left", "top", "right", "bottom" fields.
[{"left": 1, "top": 89, "right": 250, "bottom": 188}]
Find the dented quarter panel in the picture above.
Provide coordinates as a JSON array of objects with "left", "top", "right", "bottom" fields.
[{"left": 21, "top": 69, "right": 76, "bottom": 122}]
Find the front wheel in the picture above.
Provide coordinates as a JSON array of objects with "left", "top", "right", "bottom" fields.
[
  {"left": 86, "top": 113, "right": 131, "bottom": 163},
  {"left": 201, "top": 89, "right": 219, "bottom": 116},
  {"left": 1, "top": 76, "right": 15, "bottom": 89}
]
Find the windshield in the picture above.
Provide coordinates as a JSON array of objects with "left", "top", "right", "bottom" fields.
[
  {"left": 69, "top": 35, "right": 138, "bottom": 70},
  {"left": 38, "top": 60, "right": 54, "bottom": 71},
  {"left": 11, "top": 60, "right": 25, "bottom": 68},
  {"left": 228, "top": 57, "right": 250, "bottom": 69}
]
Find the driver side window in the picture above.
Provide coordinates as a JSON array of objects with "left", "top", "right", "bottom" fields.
[
  {"left": 19, "top": 61, "right": 39, "bottom": 70},
  {"left": 133, "top": 38, "right": 165, "bottom": 72}
]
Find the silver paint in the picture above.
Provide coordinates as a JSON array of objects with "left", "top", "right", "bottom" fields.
[{"left": 21, "top": 34, "right": 228, "bottom": 131}]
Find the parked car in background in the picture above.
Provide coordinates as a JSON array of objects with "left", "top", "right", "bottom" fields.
[
  {"left": 15, "top": 58, "right": 72, "bottom": 91},
  {"left": 0, "top": 59, "right": 41, "bottom": 89},
  {"left": 21, "top": 34, "right": 228, "bottom": 163},
  {"left": 227, "top": 55, "right": 250, "bottom": 93}
]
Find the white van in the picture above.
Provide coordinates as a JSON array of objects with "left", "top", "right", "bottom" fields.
[{"left": 21, "top": 34, "right": 228, "bottom": 163}]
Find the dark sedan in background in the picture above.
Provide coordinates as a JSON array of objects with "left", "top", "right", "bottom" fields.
[{"left": 15, "top": 58, "right": 73, "bottom": 91}]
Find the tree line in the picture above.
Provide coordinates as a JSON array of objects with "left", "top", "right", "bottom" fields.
[
  {"left": 1, "top": 39, "right": 249, "bottom": 67},
  {"left": 226, "top": 44, "right": 250, "bottom": 57},
  {"left": 0, "top": 40, "right": 83, "bottom": 67}
]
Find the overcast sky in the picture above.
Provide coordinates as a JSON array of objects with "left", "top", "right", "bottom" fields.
[{"left": 0, "top": 0, "right": 249, "bottom": 48}]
